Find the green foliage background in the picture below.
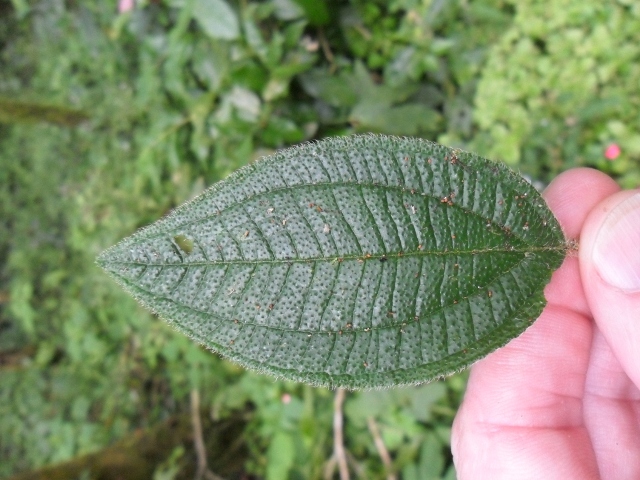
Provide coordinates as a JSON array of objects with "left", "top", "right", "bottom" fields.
[{"left": 0, "top": 0, "right": 637, "bottom": 478}]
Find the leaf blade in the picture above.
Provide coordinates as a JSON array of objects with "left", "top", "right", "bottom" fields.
[{"left": 98, "top": 135, "right": 566, "bottom": 389}]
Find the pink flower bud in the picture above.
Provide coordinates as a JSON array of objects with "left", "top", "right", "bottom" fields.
[
  {"left": 604, "top": 143, "right": 621, "bottom": 160},
  {"left": 118, "top": 0, "right": 134, "bottom": 13}
]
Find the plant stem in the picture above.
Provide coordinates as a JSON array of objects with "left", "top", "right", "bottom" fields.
[
  {"left": 367, "top": 417, "right": 396, "bottom": 480},
  {"left": 333, "top": 388, "right": 349, "bottom": 480}
]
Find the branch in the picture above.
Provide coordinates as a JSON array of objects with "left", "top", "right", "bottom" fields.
[
  {"left": 190, "top": 389, "right": 225, "bottom": 480},
  {"left": 318, "top": 28, "right": 335, "bottom": 68},
  {"left": 367, "top": 417, "right": 396, "bottom": 480},
  {"left": 333, "top": 388, "right": 350, "bottom": 480}
]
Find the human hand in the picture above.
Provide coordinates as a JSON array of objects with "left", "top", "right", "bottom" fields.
[{"left": 452, "top": 168, "right": 640, "bottom": 479}]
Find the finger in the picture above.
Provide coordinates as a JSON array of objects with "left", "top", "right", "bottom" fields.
[
  {"left": 580, "top": 190, "right": 640, "bottom": 388},
  {"left": 583, "top": 330, "right": 640, "bottom": 479},
  {"left": 542, "top": 168, "right": 621, "bottom": 317},
  {"left": 453, "top": 306, "right": 598, "bottom": 479},
  {"left": 542, "top": 168, "right": 620, "bottom": 239},
  {"left": 453, "top": 168, "right": 619, "bottom": 479}
]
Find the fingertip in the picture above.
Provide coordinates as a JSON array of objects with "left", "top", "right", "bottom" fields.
[
  {"left": 543, "top": 168, "right": 620, "bottom": 239},
  {"left": 540, "top": 168, "right": 620, "bottom": 315},
  {"left": 580, "top": 190, "right": 640, "bottom": 387},
  {"left": 583, "top": 191, "right": 640, "bottom": 292}
]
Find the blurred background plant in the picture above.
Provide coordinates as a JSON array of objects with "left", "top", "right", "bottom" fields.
[{"left": 0, "top": 0, "right": 637, "bottom": 478}]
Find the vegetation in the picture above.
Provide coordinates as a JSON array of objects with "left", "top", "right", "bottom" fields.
[{"left": 1, "top": 0, "right": 637, "bottom": 478}]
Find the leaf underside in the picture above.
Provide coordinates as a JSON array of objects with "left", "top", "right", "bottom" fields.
[{"left": 97, "top": 135, "right": 566, "bottom": 389}]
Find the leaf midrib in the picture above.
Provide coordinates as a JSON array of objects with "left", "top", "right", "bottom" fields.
[
  {"left": 103, "top": 242, "right": 566, "bottom": 268},
  {"left": 110, "top": 248, "right": 546, "bottom": 338}
]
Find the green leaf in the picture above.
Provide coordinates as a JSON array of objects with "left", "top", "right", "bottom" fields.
[
  {"left": 291, "top": 0, "right": 330, "bottom": 26},
  {"left": 192, "top": 0, "right": 239, "bottom": 40},
  {"left": 266, "top": 431, "right": 295, "bottom": 480},
  {"left": 97, "top": 135, "right": 567, "bottom": 389},
  {"left": 345, "top": 382, "right": 446, "bottom": 425}
]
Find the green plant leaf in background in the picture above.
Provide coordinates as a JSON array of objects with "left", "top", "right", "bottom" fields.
[
  {"left": 97, "top": 135, "right": 567, "bottom": 389},
  {"left": 192, "top": 0, "right": 239, "bottom": 40}
]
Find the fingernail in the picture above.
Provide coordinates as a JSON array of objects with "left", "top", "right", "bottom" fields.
[{"left": 592, "top": 193, "right": 640, "bottom": 292}]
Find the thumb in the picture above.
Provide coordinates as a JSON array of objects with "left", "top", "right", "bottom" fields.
[{"left": 580, "top": 190, "right": 640, "bottom": 386}]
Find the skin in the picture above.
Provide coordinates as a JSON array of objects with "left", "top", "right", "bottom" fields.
[{"left": 452, "top": 168, "right": 640, "bottom": 479}]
